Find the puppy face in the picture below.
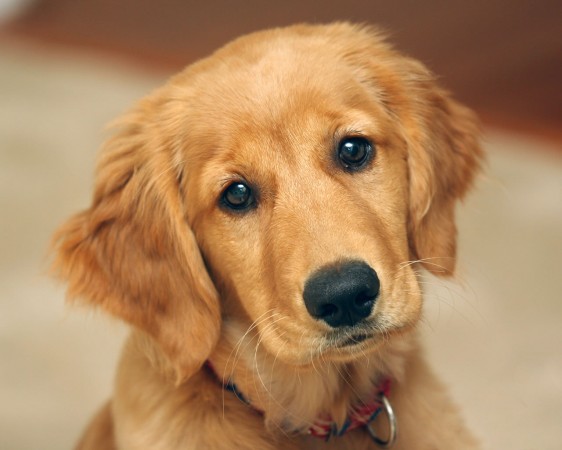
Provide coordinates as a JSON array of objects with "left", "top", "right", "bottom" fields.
[
  {"left": 52, "top": 23, "right": 482, "bottom": 379},
  {"left": 182, "top": 50, "right": 420, "bottom": 365}
]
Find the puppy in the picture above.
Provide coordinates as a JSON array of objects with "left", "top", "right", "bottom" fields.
[{"left": 52, "top": 23, "right": 483, "bottom": 449}]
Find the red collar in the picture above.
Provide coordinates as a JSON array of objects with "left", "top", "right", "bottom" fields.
[
  {"left": 308, "top": 377, "right": 391, "bottom": 439},
  {"left": 204, "top": 361, "right": 396, "bottom": 444}
]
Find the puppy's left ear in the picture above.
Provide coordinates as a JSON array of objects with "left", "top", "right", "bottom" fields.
[{"left": 397, "top": 59, "right": 484, "bottom": 276}]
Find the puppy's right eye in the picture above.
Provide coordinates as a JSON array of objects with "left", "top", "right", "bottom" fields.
[{"left": 221, "top": 182, "right": 255, "bottom": 211}]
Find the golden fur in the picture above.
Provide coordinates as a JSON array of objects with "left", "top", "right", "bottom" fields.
[{"left": 52, "top": 23, "right": 484, "bottom": 449}]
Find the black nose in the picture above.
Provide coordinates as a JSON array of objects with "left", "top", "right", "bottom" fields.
[{"left": 303, "top": 261, "right": 380, "bottom": 328}]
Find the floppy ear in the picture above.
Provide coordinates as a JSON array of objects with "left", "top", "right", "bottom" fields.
[
  {"left": 51, "top": 94, "right": 221, "bottom": 382},
  {"left": 342, "top": 25, "right": 483, "bottom": 276},
  {"left": 397, "top": 59, "right": 484, "bottom": 276}
]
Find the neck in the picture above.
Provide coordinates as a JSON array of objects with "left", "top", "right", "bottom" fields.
[{"left": 208, "top": 319, "right": 414, "bottom": 434}]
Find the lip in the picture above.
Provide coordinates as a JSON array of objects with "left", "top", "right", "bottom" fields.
[{"left": 338, "top": 332, "right": 373, "bottom": 347}]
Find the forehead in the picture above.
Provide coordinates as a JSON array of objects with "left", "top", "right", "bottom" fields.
[{"left": 177, "top": 34, "right": 395, "bottom": 199}]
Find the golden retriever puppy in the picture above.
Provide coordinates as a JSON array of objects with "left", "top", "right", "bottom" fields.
[{"left": 52, "top": 23, "right": 484, "bottom": 449}]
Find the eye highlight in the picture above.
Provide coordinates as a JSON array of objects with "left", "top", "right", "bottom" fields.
[
  {"left": 337, "top": 136, "right": 374, "bottom": 170},
  {"left": 221, "top": 181, "right": 255, "bottom": 211}
]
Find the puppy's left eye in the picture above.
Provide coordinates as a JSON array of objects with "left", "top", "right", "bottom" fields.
[{"left": 338, "top": 137, "right": 374, "bottom": 170}]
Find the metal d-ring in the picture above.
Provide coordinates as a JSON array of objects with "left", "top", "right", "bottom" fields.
[{"left": 366, "top": 393, "right": 397, "bottom": 448}]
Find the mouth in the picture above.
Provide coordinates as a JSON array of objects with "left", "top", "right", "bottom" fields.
[
  {"left": 337, "top": 332, "right": 374, "bottom": 348},
  {"left": 338, "top": 333, "right": 373, "bottom": 347}
]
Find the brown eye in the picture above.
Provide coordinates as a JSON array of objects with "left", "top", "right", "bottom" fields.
[
  {"left": 221, "top": 182, "right": 255, "bottom": 211},
  {"left": 338, "top": 137, "right": 374, "bottom": 170}
]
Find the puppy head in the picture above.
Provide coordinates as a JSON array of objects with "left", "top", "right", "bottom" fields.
[
  {"left": 181, "top": 23, "right": 483, "bottom": 366},
  {"left": 52, "top": 23, "right": 483, "bottom": 377}
]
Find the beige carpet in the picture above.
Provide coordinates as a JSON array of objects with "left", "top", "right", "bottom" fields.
[{"left": 1, "top": 38, "right": 561, "bottom": 450}]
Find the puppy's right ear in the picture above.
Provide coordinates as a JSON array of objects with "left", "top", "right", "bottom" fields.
[{"left": 51, "top": 95, "right": 220, "bottom": 383}]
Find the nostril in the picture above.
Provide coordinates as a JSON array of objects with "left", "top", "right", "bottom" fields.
[
  {"left": 354, "top": 292, "right": 375, "bottom": 308},
  {"left": 319, "top": 303, "right": 339, "bottom": 318}
]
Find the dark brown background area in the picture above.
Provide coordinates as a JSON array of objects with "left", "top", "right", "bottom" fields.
[{"left": 4, "top": 0, "right": 562, "bottom": 142}]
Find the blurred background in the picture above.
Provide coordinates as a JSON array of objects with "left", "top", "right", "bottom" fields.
[{"left": 0, "top": 1, "right": 561, "bottom": 449}]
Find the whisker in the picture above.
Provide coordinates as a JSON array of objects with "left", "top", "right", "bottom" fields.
[
  {"left": 249, "top": 322, "right": 316, "bottom": 433},
  {"left": 251, "top": 317, "right": 286, "bottom": 406},
  {"left": 221, "top": 309, "right": 278, "bottom": 417},
  {"left": 224, "top": 309, "right": 278, "bottom": 374},
  {"left": 269, "top": 331, "right": 287, "bottom": 394}
]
